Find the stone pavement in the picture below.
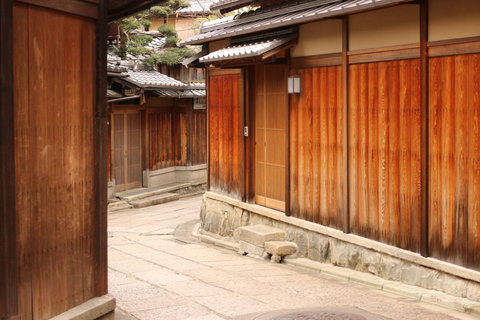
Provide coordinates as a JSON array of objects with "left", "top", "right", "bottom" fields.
[{"left": 108, "top": 195, "right": 477, "bottom": 320}]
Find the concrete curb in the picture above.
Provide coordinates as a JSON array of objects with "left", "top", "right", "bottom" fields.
[
  {"left": 192, "top": 223, "right": 240, "bottom": 251},
  {"left": 283, "top": 257, "right": 480, "bottom": 317},
  {"left": 192, "top": 225, "right": 480, "bottom": 318}
]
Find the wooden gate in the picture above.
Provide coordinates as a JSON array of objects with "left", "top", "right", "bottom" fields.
[
  {"left": 255, "top": 65, "right": 288, "bottom": 211},
  {"left": 113, "top": 112, "right": 142, "bottom": 192}
]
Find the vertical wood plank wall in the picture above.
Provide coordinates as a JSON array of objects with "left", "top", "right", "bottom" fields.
[
  {"left": 148, "top": 109, "right": 187, "bottom": 170},
  {"left": 429, "top": 54, "right": 480, "bottom": 269},
  {"left": 13, "top": 3, "right": 97, "bottom": 319},
  {"left": 208, "top": 71, "right": 244, "bottom": 199},
  {"left": 191, "top": 110, "right": 207, "bottom": 165},
  {"left": 289, "top": 66, "right": 345, "bottom": 229},
  {"left": 348, "top": 60, "right": 422, "bottom": 252}
]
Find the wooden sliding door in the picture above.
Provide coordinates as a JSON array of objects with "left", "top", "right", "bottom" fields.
[
  {"left": 113, "top": 111, "right": 142, "bottom": 192},
  {"left": 255, "top": 64, "right": 288, "bottom": 211}
]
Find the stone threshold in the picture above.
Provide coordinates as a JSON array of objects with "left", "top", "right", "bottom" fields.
[
  {"left": 205, "top": 191, "right": 480, "bottom": 284},
  {"left": 49, "top": 294, "right": 115, "bottom": 320},
  {"left": 193, "top": 223, "right": 480, "bottom": 317}
]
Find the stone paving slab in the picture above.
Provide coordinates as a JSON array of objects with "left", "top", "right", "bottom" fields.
[{"left": 108, "top": 195, "right": 479, "bottom": 320}]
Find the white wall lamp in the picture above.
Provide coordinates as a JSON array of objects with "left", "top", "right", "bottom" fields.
[{"left": 288, "top": 76, "right": 301, "bottom": 94}]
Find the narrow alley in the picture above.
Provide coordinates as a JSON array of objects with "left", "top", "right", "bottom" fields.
[{"left": 107, "top": 196, "right": 475, "bottom": 320}]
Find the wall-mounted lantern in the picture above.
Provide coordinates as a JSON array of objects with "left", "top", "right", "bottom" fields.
[{"left": 287, "top": 76, "right": 301, "bottom": 94}]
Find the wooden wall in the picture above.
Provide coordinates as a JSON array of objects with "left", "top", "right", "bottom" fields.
[
  {"left": 148, "top": 109, "right": 187, "bottom": 170},
  {"left": 208, "top": 70, "right": 244, "bottom": 199},
  {"left": 290, "top": 66, "right": 345, "bottom": 228},
  {"left": 349, "top": 60, "right": 422, "bottom": 251},
  {"left": 429, "top": 54, "right": 480, "bottom": 269},
  {"left": 191, "top": 110, "right": 207, "bottom": 165},
  {"left": 13, "top": 3, "right": 97, "bottom": 318}
]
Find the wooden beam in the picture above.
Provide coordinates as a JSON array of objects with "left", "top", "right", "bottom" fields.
[
  {"left": 348, "top": 47, "right": 420, "bottom": 64},
  {"left": 15, "top": 0, "right": 98, "bottom": 19},
  {"left": 290, "top": 53, "right": 342, "bottom": 69},
  {"left": 0, "top": 0, "right": 18, "bottom": 319},
  {"left": 94, "top": 0, "right": 108, "bottom": 297},
  {"left": 419, "top": 0, "right": 428, "bottom": 257},
  {"left": 342, "top": 16, "right": 350, "bottom": 234},
  {"left": 428, "top": 41, "right": 480, "bottom": 58}
]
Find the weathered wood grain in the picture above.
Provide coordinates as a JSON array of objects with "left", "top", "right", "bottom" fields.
[
  {"left": 208, "top": 71, "right": 244, "bottom": 200},
  {"left": 13, "top": 4, "right": 98, "bottom": 318},
  {"left": 290, "top": 66, "right": 344, "bottom": 228},
  {"left": 428, "top": 54, "right": 480, "bottom": 270},
  {"left": 349, "top": 60, "right": 422, "bottom": 252}
]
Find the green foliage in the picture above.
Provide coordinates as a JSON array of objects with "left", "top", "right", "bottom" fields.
[
  {"left": 149, "top": 6, "right": 172, "bottom": 18},
  {"left": 165, "top": 36, "right": 180, "bottom": 45},
  {"left": 145, "top": 47, "right": 196, "bottom": 66},
  {"left": 115, "top": 16, "right": 141, "bottom": 32},
  {"left": 158, "top": 24, "right": 177, "bottom": 37},
  {"left": 126, "top": 46, "right": 152, "bottom": 56},
  {"left": 130, "top": 35, "right": 153, "bottom": 46},
  {"left": 166, "top": 0, "right": 190, "bottom": 11}
]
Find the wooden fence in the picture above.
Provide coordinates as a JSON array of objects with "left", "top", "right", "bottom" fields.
[
  {"left": 191, "top": 110, "right": 207, "bottom": 165},
  {"left": 290, "top": 66, "right": 345, "bottom": 229},
  {"left": 349, "top": 60, "right": 422, "bottom": 252},
  {"left": 148, "top": 110, "right": 187, "bottom": 170},
  {"left": 429, "top": 54, "right": 480, "bottom": 269}
]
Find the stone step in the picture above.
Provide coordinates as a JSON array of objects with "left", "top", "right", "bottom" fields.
[
  {"left": 129, "top": 192, "right": 180, "bottom": 208},
  {"left": 238, "top": 225, "right": 285, "bottom": 247},
  {"left": 108, "top": 200, "right": 132, "bottom": 212},
  {"left": 264, "top": 241, "right": 297, "bottom": 263},
  {"left": 120, "top": 183, "right": 191, "bottom": 202}
]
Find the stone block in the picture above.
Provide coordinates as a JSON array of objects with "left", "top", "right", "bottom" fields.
[
  {"left": 467, "top": 281, "right": 480, "bottom": 302},
  {"left": 330, "top": 239, "right": 346, "bottom": 267},
  {"left": 238, "top": 225, "right": 285, "bottom": 247},
  {"left": 401, "top": 263, "right": 421, "bottom": 286},
  {"left": 346, "top": 245, "right": 360, "bottom": 269},
  {"left": 294, "top": 229, "right": 308, "bottom": 257},
  {"left": 264, "top": 241, "right": 297, "bottom": 257},
  {"left": 238, "top": 240, "right": 265, "bottom": 258},
  {"left": 384, "top": 256, "right": 402, "bottom": 281}
]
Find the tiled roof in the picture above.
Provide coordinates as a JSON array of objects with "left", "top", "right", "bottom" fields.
[
  {"left": 210, "top": 0, "right": 256, "bottom": 12},
  {"left": 180, "top": 0, "right": 409, "bottom": 45},
  {"left": 199, "top": 33, "right": 297, "bottom": 63},
  {"left": 177, "top": 0, "right": 214, "bottom": 14},
  {"left": 122, "top": 70, "right": 187, "bottom": 88},
  {"left": 153, "top": 89, "right": 206, "bottom": 98},
  {"left": 107, "top": 89, "right": 123, "bottom": 98}
]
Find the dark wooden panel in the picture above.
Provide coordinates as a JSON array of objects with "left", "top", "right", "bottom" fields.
[
  {"left": 348, "top": 60, "right": 422, "bottom": 252},
  {"left": 208, "top": 71, "right": 244, "bottom": 200},
  {"left": 16, "top": 0, "right": 98, "bottom": 19},
  {"left": 0, "top": 0, "right": 18, "bottom": 319},
  {"left": 428, "top": 54, "right": 480, "bottom": 270},
  {"left": 290, "top": 66, "right": 344, "bottom": 228},
  {"left": 191, "top": 110, "right": 207, "bottom": 165},
  {"left": 148, "top": 109, "right": 187, "bottom": 170},
  {"left": 13, "top": 4, "right": 97, "bottom": 318}
]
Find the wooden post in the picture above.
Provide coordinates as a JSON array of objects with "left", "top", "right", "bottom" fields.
[
  {"left": 94, "top": 0, "right": 108, "bottom": 296},
  {"left": 186, "top": 98, "right": 193, "bottom": 166},
  {"left": 0, "top": 0, "right": 18, "bottom": 319},
  {"left": 342, "top": 16, "right": 350, "bottom": 234},
  {"left": 286, "top": 61, "right": 291, "bottom": 216},
  {"left": 420, "top": 0, "right": 429, "bottom": 257},
  {"left": 206, "top": 68, "right": 211, "bottom": 191}
]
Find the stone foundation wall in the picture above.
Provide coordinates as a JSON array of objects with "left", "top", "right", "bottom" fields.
[{"left": 200, "top": 192, "right": 480, "bottom": 303}]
